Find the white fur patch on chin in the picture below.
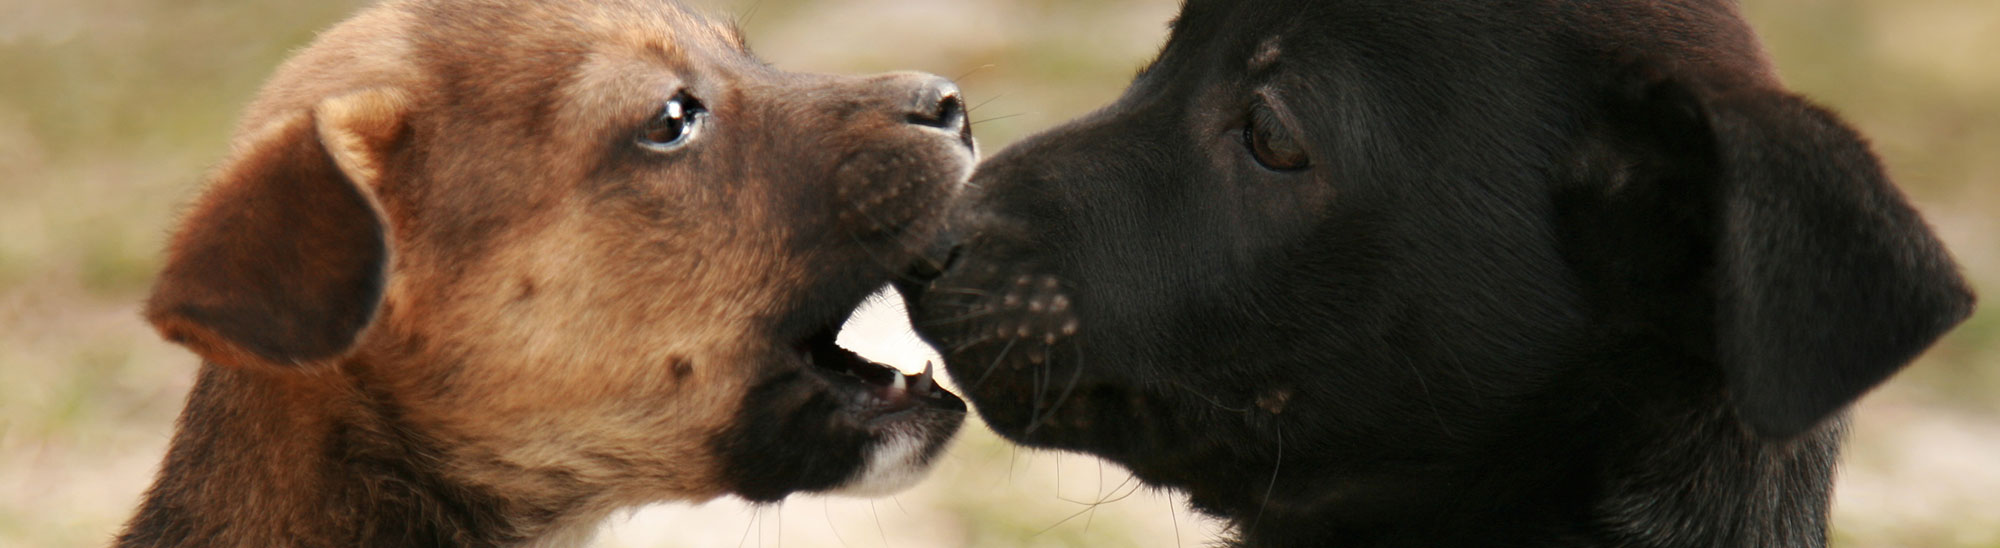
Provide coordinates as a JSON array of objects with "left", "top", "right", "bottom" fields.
[{"left": 828, "top": 433, "right": 934, "bottom": 497}]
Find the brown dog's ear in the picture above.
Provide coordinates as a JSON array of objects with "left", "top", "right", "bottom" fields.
[
  {"left": 1601, "top": 71, "right": 1976, "bottom": 438},
  {"left": 147, "top": 88, "right": 410, "bottom": 369}
]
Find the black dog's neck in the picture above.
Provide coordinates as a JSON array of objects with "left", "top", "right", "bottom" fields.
[
  {"left": 115, "top": 363, "right": 535, "bottom": 548},
  {"left": 1224, "top": 351, "right": 1839, "bottom": 548}
]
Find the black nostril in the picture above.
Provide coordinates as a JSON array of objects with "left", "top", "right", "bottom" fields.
[
  {"left": 907, "top": 241, "right": 964, "bottom": 282},
  {"left": 907, "top": 81, "right": 967, "bottom": 134}
]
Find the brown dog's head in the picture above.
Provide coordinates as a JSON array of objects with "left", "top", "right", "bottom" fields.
[{"left": 143, "top": 0, "right": 968, "bottom": 508}]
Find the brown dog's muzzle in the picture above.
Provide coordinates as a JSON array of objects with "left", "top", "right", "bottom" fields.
[
  {"left": 704, "top": 70, "right": 977, "bottom": 502},
  {"left": 822, "top": 75, "right": 974, "bottom": 240}
]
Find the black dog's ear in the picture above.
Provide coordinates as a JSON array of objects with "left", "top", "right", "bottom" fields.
[
  {"left": 147, "top": 88, "right": 409, "bottom": 369},
  {"left": 1604, "top": 71, "right": 1976, "bottom": 438},
  {"left": 1707, "top": 89, "right": 1974, "bottom": 438}
]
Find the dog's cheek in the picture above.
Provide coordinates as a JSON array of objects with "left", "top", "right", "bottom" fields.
[{"left": 708, "top": 380, "right": 873, "bottom": 502}]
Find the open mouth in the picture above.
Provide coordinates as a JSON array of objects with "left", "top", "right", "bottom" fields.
[{"left": 792, "top": 297, "right": 964, "bottom": 424}]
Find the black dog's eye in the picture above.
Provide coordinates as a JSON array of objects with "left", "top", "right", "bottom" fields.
[
  {"left": 637, "top": 92, "right": 707, "bottom": 152},
  {"left": 1244, "top": 101, "right": 1309, "bottom": 171}
]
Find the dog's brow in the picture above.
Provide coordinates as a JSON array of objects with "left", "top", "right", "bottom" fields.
[
  {"left": 633, "top": 31, "right": 707, "bottom": 77},
  {"left": 718, "top": 21, "right": 752, "bottom": 55},
  {"left": 1249, "top": 36, "right": 1282, "bottom": 73}
]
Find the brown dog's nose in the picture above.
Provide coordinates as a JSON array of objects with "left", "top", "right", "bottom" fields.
[{"left": 904, "top": 78, "right": 969, "bottom": 142}]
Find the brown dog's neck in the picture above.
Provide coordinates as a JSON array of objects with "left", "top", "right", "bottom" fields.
[{"left": 116, "top": 362, "right": 532, "bottom": 548}]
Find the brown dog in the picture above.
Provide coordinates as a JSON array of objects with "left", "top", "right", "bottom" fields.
[{"left": 118, "top": 0, "right": 971, "bottom": 546}]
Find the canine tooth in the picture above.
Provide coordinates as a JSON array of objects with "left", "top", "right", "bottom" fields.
[
  {"left": 890, "top": 372, "right": 907, "bottom": 394},
  {"left": 914, "top": 362, "right": 936, "bottom": 396}
]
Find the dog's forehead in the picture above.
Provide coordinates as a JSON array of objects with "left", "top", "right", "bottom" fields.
[
  {"left": 564, "top": 0, "right": 747, "bottom": 54},
  {"left": 1248, "top": 36, "right": 1282, "bottom": 74},
  {"left": 1159, "top": 0, "right": 1775, "bottom": 86},
  {"left": 400, "top": 0, "right": 747, "bottom": 63},
  {"left": 393, "top": 0, "right": 759, "bottom": 141}
]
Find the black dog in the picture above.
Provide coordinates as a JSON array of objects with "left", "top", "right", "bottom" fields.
[{"left": 901, "top": 0, "right": 1975, "bottom": 546}]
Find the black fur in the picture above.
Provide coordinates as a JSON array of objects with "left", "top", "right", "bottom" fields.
[
  {"left": 713, "top": 369, "right": 875, "bottom": 502},
  {"left": 903, "top": 0, "right": 1974, "bottom": 546}
]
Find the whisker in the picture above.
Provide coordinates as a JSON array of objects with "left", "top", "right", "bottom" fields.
[
  {"left": 1035, "top": 474, "right": 1145, "bottom": 536},
  {"left": 1097, "top": 459, "right": 1105, "bottom": 502},
  {"left": 954, "top": 63, "right": 996, "bottom": 81},
  {"left": 925, "top": 287, "right": 994, "bottom": 298},
  {"left": 1007, "top": 444, "right": 1020, "bottom": 485},
  {"left": 1028, "top": 342, "right": 1087, "bottom": 436},
  {"left": 968, "top": 93, "right": 1005, "bottom": 113},
  {"left": 1056, "top": 471, "right": 1136, "bottom": 505},
  {"left": 1085, "top": 474, "right": 1141, "bottom": 532},
  {"left": 736, "top": 0, "right": 766, "bottom": 27},
  {"left": 737, "top": 505, "right": 758, "bottom": 548},
  {"left": 1025, "top": 354, "right": 1047, "bottom": 438},
  {"left": 971, "top": 113, "right": 1028, "bottom": 126},
  {"left": 870, "top": 500, "right": 889, "bottom": 547},
  {"left": 1172, "top": 380, "right": 1252, "bottom": 414},
  {"left": 945, "top": 333, "right": 1001, "bottom": 356},
  {"left": 821, "top": 500, "right": 852, "bottom": 548},
  {"left": 918, "top": 307, "right": 999, "bottom": 328},
  {"left": 1247, "top": 421, "right": 1284, "bottom": 540},
  {"left": 842, "top": 217, "right": 937, "bottom": 285},
  {"left": 968, "top": 338, "right": 1019, "bottom": 390}
]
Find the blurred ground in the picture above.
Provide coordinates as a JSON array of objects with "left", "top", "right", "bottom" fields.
[{"left": 1, "top": 0, "right": 1994, "bottom": 546}]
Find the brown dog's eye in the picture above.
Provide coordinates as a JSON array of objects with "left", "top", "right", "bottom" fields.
[
  {"left": 637, "top": 93, "right": 706, "bottom": 152},
  {"left": 1244, "top": 101, "right": 1309, "bottom": 171}
]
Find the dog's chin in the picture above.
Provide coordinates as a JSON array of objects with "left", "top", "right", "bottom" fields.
[
  {"left": 714, "top": 288, "right": 966, "bottom": 503},
  {"left": 794, "top": 298, "right": 967, "bottom": 495}
]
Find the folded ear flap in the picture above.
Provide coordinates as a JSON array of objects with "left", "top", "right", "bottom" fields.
[
  {"left": 146, "top": 88, "right": 411, "bottom": 369},
  {"left": 1694, "top": 87, "right": 1975, "bottom": 438}
]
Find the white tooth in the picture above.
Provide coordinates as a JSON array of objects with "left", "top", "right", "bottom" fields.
[
  {"left": 915, "top": 362, "right": 935, "bottom": 395},
  {"left": 890, "top": 372, "right": 907, "bottom": 394}
]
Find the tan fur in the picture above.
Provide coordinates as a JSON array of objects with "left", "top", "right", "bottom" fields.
[{"left": 122, "top": 0, "right": 971, "bottom": 546}]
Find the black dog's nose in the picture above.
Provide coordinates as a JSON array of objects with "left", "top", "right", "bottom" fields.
[
  {"left": 905, "top": 78, "right": 969, "bottom": 139},
  {"left": 905, "top": 238, "right": 964, "bottom": 283}
]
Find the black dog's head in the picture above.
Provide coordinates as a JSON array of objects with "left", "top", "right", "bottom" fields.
[{"left": 903, "top": 0, "right": 1972, "bottom": 541}]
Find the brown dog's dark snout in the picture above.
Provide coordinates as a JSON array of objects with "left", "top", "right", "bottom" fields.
[
  {"left": 900, "top": 76, "right": 971, "bottom": 147},
  {"left": 821, "top": 72, "right": 975, "bottom": 241},
  {"left": 904, "top": 78, "right": 966, "bottom": 129}
]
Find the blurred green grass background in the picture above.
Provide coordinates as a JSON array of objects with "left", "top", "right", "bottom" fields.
[{"left": 1, "top": 0, "right": 1994, "bottom": 546}]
